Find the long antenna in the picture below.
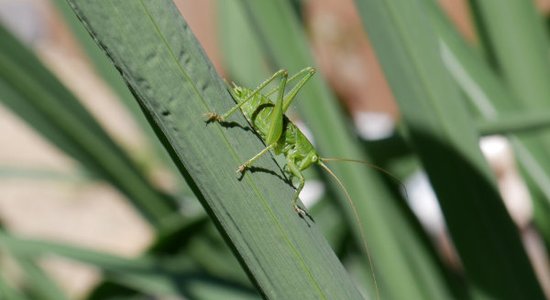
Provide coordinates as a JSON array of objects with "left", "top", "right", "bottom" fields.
[
  {"left": 318, "top": 161, "right": 380, "bottom": 300},
  {"left": 321, "top": 157, "right": 408, "bottom": 201}
]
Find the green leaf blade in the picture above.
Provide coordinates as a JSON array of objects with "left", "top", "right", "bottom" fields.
[{"left": 354, "top": 0, "right": 545, "bottom": 299}]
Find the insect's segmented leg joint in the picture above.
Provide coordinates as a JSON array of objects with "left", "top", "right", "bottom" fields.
[
  {"left": 204, "top": 112, "right": 224, "bottom": 122},
  {"left": 293, "top": 204, "right": 307, "bottom": 218},
  {"left": 236, "top": 164, "right": 247, "bottom": 174}
]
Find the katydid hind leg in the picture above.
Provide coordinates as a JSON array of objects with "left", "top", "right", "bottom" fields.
[
  {"left": 205, "top": 69, "right": 288, "bottom": 122},
  {"left": 282, "top": 67, "right": 316, "bottom": 112},
  {"left": 264, "top": 67, "right": 315, "bottom": 100},
  {"left": 265, "top": 70, "right": 288, "bottom": 145}
]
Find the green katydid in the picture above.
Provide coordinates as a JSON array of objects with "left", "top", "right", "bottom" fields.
[{"left": 206, "top": 67, "right": 391, "bottom": 299}]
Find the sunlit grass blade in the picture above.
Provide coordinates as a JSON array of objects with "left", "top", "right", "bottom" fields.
[
  {"left": 238, "top": 1, "right": 455, "bottom": 299},
  {"left": 0, "top": 24, "right": 177, "bottom": 230},
  {"left": 354, "top": 0, "right": 545, "bottom": 299},
  {"left": 67, "top": 1, "right": 365, "bottom": 298}
]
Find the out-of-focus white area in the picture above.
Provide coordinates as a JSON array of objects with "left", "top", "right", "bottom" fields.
[
  {"left": 0, "top": 0, "right": 44, "bottom": 44},
  {"left": 480, "top": 136, "right": 549, "bottom": 294},
  {"left": 353, "top": 111, "right": 395, "bottom": 140},
  {"left": 300, "top": 179, "right": 326, "bottom": 208},
  {"left": 404, "top": 171, "right": 444, "bottom": 236},
  {"left": 480, "top": 135, "right": 532, "bottom": 227}
]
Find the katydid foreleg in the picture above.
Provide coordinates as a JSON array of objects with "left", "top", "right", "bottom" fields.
[
  {"left": 282, "top": 67, "right": 315, "bottom": 111},
  {"left": 263, "top": 67, "right": 315, "bottom": 101}
]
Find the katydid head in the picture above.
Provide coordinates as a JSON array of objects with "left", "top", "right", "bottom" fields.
[{"left": 293, "top": 151, "right": 320, "bottom": 171}]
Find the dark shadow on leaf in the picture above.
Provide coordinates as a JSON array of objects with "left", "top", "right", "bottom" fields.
[
  {"left": 238, "top": 165, "right": 287, "bottom": 183},
  {"left": 204, "top": 119, "right": 253, "bottom": 132}
]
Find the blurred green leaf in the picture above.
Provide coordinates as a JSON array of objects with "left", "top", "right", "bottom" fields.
[
  {"left": 217, "top": 0, "right": 269, "bottom": 86},
  {"left": 476, "top": 111, "right": 550, "bottom": 135},
  {"left": 0, "top": 166, "right": 88, "bottom": 181},
  {"left": 425, "top": 0, "right": 550, "bottom": 252},
  {"left": 354, "top": 0, "right": 545, "bottom": 299},
  {"left": 466, "top": 0, "right": 500, "bottom": 71},
  {"left": 471, "top": 1, "right": 550, "bottom": 110},
  {"left": 467, "top": 0, "right": 550, "bottom": 252}
]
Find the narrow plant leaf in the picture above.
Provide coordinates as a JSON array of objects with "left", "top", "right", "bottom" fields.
[
  {"left": 466, "top": 0, "right": 500, "bottom": 71},
  {"left": 67, "top": 1, "right": 365, "bottom": 298},
  {"left": 476, "top": 112, "right": 550, "bottom": 135},
  {"left": 354, "top": 0, "right": 545, "bottom": 299},
  {"left": 0, "top": 166, "right": 88, "bottom": 181},
  {"left": 471, "top": 1, "right": 550, "bottom": 111},
  {"left": 217, "top": 0, "right": 269, "bottom": 87}
]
